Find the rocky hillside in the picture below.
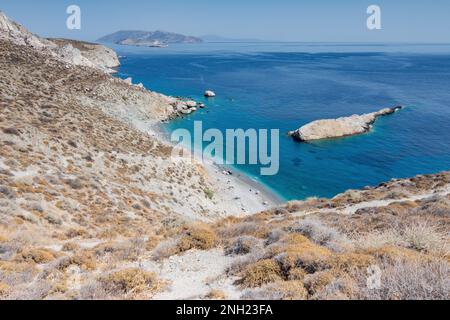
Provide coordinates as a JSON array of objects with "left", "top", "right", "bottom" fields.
[
  {"left": 0, "top": 13, "right": 269, "bottom": 299},
  {"left": 0, "top": 11, "right": 119, "bottom": 73}
]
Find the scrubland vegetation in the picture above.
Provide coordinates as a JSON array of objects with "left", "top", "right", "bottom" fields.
[{"left": 0, "top": 36, "right": 448, "bottom": 300}]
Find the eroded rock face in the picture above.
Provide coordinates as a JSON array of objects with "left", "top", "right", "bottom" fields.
[
  {"left": 289, "top": 106, "right": 402, "bottom": 142},
  {"left": 50, "top": 39, "right": 120, "bottom": 72}
]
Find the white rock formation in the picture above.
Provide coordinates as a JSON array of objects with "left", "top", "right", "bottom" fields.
[
  {"left": 51, "top": 38, "right": 120, "bottom": 72},
  {"left": 204, "top": 90, "right": 216, "bottom": 97},
  {"left": 289, "top": 106, "right": 402, "bottom": 141},
  {"left": 185, "top": 100, "right": 197, "bottom": 108},
  {"left": 0, "top": 11, "right": 119, "bottom": 73},
  {"left": 0, "top": 11, "right": 55, "bottom": 50}
]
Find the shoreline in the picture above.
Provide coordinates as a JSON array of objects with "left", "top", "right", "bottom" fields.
[{"left": 150, "top": 121, "right": 284, "bottom": 215}]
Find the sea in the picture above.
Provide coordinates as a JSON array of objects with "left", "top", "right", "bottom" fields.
[{"left": 113, "top": 42, "right": 450, "bottom": 201}]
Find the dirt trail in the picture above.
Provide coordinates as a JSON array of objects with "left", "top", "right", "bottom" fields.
[
  {"left": 293, "top": 184, "right": 450, "bottom": 217},
  {"left": 142, "top": 249, "right": 242, "bottom": 300}
]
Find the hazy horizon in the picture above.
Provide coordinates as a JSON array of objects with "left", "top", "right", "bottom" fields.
[{"left": 1, "top": 0, "right": 450, "bottom": 43}]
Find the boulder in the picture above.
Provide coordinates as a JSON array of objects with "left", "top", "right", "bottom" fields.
[
  {"left": 185, "top": 100, "right": 197, "bottom": 108},
  {"left": 204, "top": 90, "right": 216, "bottom": 97}
]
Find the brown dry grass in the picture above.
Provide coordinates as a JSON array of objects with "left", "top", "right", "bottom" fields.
[
  {"left": 15, "top": 248, "right": 58, "bottom": 264},
  {"left": 99, "top": 268, "right": 159, "bottom": 296},
  {"left": 238, "top": 259, "right": 282, "bottom": 288},
  {"left": 0, "top": 282, "right": 10, "bottom": 297}
]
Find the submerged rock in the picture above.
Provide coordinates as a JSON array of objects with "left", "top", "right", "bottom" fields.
[{"left": 289, "top": 106, "right": 403, "bottom": 142}]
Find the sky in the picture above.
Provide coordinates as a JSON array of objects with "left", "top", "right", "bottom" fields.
[{"left": 1, "top": 0, "right": 449, "bottom": 43}]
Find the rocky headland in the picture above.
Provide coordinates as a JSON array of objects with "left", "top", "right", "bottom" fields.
[{"left": 289, "top": 106, "right": 402, "bottom": 142}]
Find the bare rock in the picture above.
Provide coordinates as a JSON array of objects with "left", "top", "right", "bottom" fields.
[{"left": 289, "top": 106, "right": 402, "bottom": 142}]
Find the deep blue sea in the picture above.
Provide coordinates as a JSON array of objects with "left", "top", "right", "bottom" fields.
[{"left": 114, "top": 43, "right": 450, "bottom": 201}]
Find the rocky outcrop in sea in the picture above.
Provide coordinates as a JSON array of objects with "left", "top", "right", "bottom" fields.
[{"left": 289, "top": 106, "right": 402, "bottom": 142}]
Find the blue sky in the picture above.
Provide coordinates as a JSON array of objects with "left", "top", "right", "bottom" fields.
[{"left": 1, "top": 0, "right": 449, "bottom": 42}]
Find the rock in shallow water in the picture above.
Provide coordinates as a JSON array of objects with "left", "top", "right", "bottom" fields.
[
  {"left": 289, "top": 106, "right": 402, "bottom": 142},
  {"left": 204, "top": 90, "right": 216, "bottom": 97}
]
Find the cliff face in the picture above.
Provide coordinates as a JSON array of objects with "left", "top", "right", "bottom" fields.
[{"left": 50, "top": 39, "right": 120, "bottom": 71}]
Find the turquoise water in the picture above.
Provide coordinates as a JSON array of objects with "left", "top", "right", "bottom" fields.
[{"left": 115, "top": 43, "right": 450, "bottom": 201}]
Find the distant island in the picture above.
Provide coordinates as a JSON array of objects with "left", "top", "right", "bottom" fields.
[
  {"left": 97, "top": 30, "right": 203, "bottom": 47},
  {"left": 200, "top": 35, "right": 267, "bottom": 43}
]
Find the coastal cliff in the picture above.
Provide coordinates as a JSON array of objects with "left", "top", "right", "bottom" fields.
[{"left": 289, "top": 106, "right": 402, "bottom": 142}]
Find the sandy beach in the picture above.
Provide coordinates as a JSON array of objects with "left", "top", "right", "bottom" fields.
[{"left": 148, "top": 122, "right": 283, "bottom": 218}]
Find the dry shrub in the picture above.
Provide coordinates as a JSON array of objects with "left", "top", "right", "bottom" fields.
[
  {"left": 401, "top": 221, "right": 447, "bottom": 254},
  {"left": 226, "top": 251, "right": 264, "bottom": 275},
  {"left": 0, "top": 282, "right": 10, "bottom": 297},
  {"left": 178, "top": 223, "right": 216, "bottom": 251},
  {"left": 225, "top": 236, "right": 261, "bottom": 256},
  {"left": 206, "top": 289, "right": 226, "bottom": 300},
  {"left": 364, "top": 246, "right": 426, "bottom": 264},
  {"left": 61, "top": 242, "right": 80, "bottom": 252},
  {"left": 289, "top": 217, "right": 347, "bottom": 251},
  {"left": 15, "top": 248, "right": 57, "bottom": 264},
  {"left": 65, "top": 228, "right": 88, "bottom": 239},
  {"left": 312, "top": 275, "right": 359, "bottom": 300},
  {"left": 284, "top": 198, "right": 323, "bottom": 213},
  {"left": 352, "top": 229, "right": 405, "bottom": 250},
  {"left": 152, "top": 238, "right": 180, "bottom": 260},
  {"left": 100, "top": 268, "right": 158, "bottom": 296},
  {"left": 152, "top": 224, "right": 216, "bottom": 260},
  {"left": 217, "top": 222, "right": 269, "bottom": 240},
  {"left": 93, "top": 239, "right": 145, "bottom": 262},
  {"left": 242, "top": 280, "right": 307, "bottom": 300},
  {"left": 269, "top": 234, "right": 332, "bottom": 275},
  {"left": 70, "top": 250, "right": 97, "bottom": 270},
  {"left": 327, "top": 253, "right": 375, "bottom": 273},
  {"left": 238, "top": 259, "right": 282, "bottom": 288},
  {"left": 303, "top": 271, "right": 335, "bottom": 296},
  {"left": 358, "top": 259, "right": 450, "bottom": 300},
  {"left": 265, "top": 229, "right": 286, "bottom": 245},
  {"left": 415, "top": 195, "right": 450, "bottom": 216}
]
